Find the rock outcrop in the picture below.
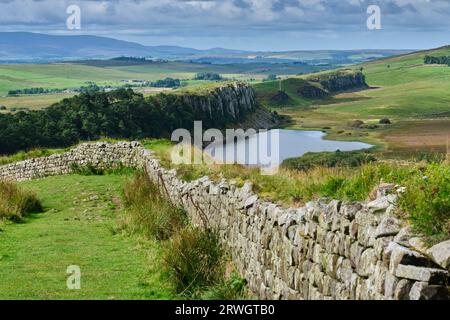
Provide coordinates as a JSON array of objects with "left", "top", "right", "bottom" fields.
[
  {"left": 181, "top": 82, "right": 278, "bottom": 130},
  {"left": 182, "top": 82, "right": 258, "bottom": 122},
  {"left": 308, "top": 71, "right": 368, "bottom": 93},
  {"left": 0, "top": 141, "right": 448, "bottom": 300}
]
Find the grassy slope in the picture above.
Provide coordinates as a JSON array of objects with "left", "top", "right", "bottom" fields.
[
  {"left": 0, "top": 174, "right": 173, "bottom": 299},
  {"left": 262, "top": 46, "right": 450, "bottom": 156},
  {"left": 253, "top": 78, "right": 316, "bottom": 108},
  {"left": 333, "top": 47, "right": 450, "bottom": 118}
]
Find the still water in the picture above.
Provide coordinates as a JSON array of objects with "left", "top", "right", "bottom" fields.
[{"left": 204, "top": 129, "right": 373, "bottom": 167}]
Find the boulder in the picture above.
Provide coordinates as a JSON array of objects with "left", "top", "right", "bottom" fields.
[
  {"left": 427, "top": 240, "right": 450, "bottom": 270},
  {"left": 367, "top": 194, "right": 397, "bottom": 213},
  {"left": 395, "top": 265, "right": 448, "bottom": 284},
  {"left": 374, "top": 216, "right": 401, "bottom": 239},
  {"left": 409, "top": 281, "right": 450, "bottom": 300}
]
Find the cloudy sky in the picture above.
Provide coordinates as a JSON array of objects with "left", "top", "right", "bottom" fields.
[{"left": 0, "top": 0, "right": 449, "bottom": 50}]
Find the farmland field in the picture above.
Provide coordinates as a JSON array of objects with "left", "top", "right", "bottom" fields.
[{"left": 0, "top": 60, "right": 329, "bottom": 96}]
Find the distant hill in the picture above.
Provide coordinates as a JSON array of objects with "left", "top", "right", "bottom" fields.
[
  {"left": 0, "top": 32, "right": 410, "bottom": 64},
  {"left": 0, "top": 32, "right": 204, "bottom": 62}
]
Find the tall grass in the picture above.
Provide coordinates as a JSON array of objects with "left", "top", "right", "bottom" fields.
[
  {"left": 163, "top": 226, "right": 224, "bottom": 296},
  {"left": 399, "top": 163, "right": 450, "bottom": 243},
  {"left": 0, "top": 180, "right": 42, "bottom": 221},
  {"left": 121, "top": 170, "right": 247, "bottom": 298},
  {"left": 121, "top": 171, "right": 186, "bottom": 240},
  {"left": 200, "top": 272, "right": 248, "bottom": 300}
]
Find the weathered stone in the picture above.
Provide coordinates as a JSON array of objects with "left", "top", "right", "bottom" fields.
[
  {"left": 341, "top": 202, "right": 362, "bottom": 220},
  {"left": 408, "top": 237, "right": 428, "bottom": 253},
  {"left": 409, "top": 281, "right": 450, "bottom": 300},
  {"left": 355, "top": 209, "right": 377, "bottom": 226},
  {"left": 323, "top": 253, "right": 339, "bottom": 278},
  {"left": 357, "top": 248, "right": 377, "bottom": 277},
  {"left": 385, "top": 242, "right": 432, "bottom": 273},
  {"left": 372, "top": 262, "right": 387, "bottom": 294},
  {"left": 336, "top": 258, "right": 353, "bottom": 284},
  {"left": 395, "top": 265, "right": 448, "bottom": 284},
  {"left": 393, "top": 226, "right": 414, "bottom": 247},
  {"left": 244, "top": 195, "right": 258, "bottom": 208},
  {"left": 394, "top": 279, "right": 413, "bottom": 300},
  {"left": 340, "top": 217, "right": 351, "bottom": 235},
  {"left": 374, "top": 216, "right": 401, "bottom": 238},
  {"left": 240, "top": 181, "right": 253, "bottom": 197},
  {"left": 350, "top": 241, "right": 364, "bottom": 267},
  {"left": 318, "top": 212, "right": 332, "bottom": 231},
  {"left": 316, "top": 226, "right": 327, "bottom": 246},
  {"left": 374, "top": 236, "right": 393, "bottom": 260},
  {"left": 371, "top": 183, "right": 396, "bottom": 199},
  {"left": 427, "top": 240, "right": 450, "bottom": 270},
  {"left": 367, "top": 194, "right": 397, "bottom": 213},
  {"left": 349, "top": 220, "right": 359, "bottom": 240},
  {"left": 357, "top": 224, "right": 376, "bottom": 247},
  {"left": 384, "top": 272, "right": 399, "bottom": 299}
]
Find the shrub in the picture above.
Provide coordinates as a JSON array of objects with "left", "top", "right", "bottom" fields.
[
  {"left": 71, "top": 163, "right": 135, "bottom": 176},
  {"left": 122, "top": 171, "right": 186, "bottom": 240},
  {"left": 0, "top": 180, "right": 42, "bottom": 221},
  {"left": 163, "top": 227, "right": 224, "bottom": 295},
  {"left": 379, "top": 118, "right": 391, "bottom": 124},
  {"left": 350, "top": 120, "right": 365, "bottom": 128}
]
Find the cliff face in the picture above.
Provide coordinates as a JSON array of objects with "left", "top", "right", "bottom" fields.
[
  {"left": 308, "top": 71, "right": 367, "bottom": 94},
  {"left": 182, "top": 82, "right": 258, "bottom": 121},
  {"left": 181, "top": 82, "right": 278, "bottom": 129}
]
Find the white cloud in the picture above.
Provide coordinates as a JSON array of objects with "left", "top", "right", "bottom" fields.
[{"left": 0, "top": 0, "right": 449, "bottom": 49}]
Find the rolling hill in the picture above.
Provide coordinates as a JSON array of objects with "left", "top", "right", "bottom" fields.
[
  {"left": 0, "top": 32, "right": 409, "bottom": 64},
  {"left": 0, "top": 32, "right": 246, "bottom": 62},
  {"left": 256, "top": 46, "right": 450, "bottom": 157}
]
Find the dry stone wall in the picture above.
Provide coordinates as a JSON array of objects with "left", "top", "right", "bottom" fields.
[
  {"left": 1, "top": 142, "right": 449, "bottom": 300},
  {"left": 0, "top": 142, "right": 143, "bottom": 181}
]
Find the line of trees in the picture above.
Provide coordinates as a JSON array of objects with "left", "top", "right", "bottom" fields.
[
  {"left": 424, "top": 55, "right": 450, "bottom": 66},
  {"left": 150, "top": 78, "right": 181, "bottom": 88},
  {"left": 7, "top": 82, "right": 148, "bottom": 96},
  {"left": 194, "top": 72, "right": 223, "bottom": 81},
  {"left": 0, "top": 88, "right": 239, "bottom": 155},
  {"left": 8, "top": 87, "right": 62, "bottom": 95}
]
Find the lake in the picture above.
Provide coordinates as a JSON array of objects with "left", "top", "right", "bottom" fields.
[{"left": 204, "top": 129, "right": 373, "bottom": 170}]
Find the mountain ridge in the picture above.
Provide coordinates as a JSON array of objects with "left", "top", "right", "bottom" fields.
[{"left": 0, "top": 32, "right": 411, "bottom": 63}]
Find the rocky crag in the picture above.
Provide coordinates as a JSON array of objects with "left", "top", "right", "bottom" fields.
[
  {"left": 181, "top": 82, "right": 279, "bottom": 129},
  {"left": 307, "top": 70, "right": 368, "bottom": 94},
  {"left": 0, "top": 142, "right": 448, "bottom": 300},
  {"left": 256, "top": 70, "right": 368, "bottom": 106}
]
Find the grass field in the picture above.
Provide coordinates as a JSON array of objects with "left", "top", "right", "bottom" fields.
[
  {"left": 0, "top": 92, "right": 77, "bottom": 110},
  {"left": 0, "top": 60, "right": 324, "bottom": 101},
  {"left": 0, "top": 61, "right": 280, "bottom": 110},
  {"left": 0, "top": 174, "right": 174, "bottom": 299}
]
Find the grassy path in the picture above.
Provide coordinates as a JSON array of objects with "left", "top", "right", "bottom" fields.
[{"left": 0, "top": 174, "right": 173, "bottom": 299}]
